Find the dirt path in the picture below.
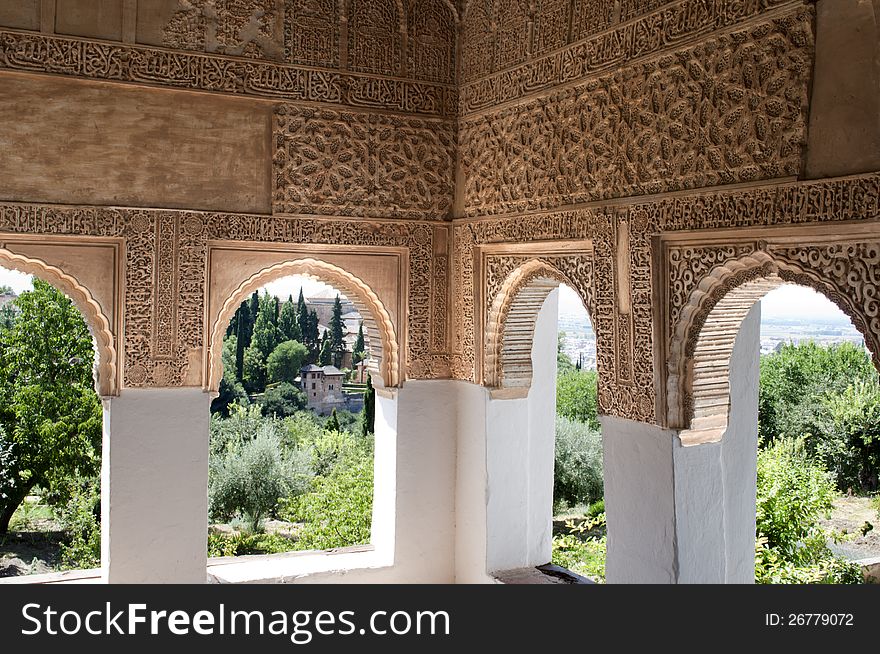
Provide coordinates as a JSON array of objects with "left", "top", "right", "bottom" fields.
[{"left": 820, "top": 496, "right": 880, "bottom": 561}]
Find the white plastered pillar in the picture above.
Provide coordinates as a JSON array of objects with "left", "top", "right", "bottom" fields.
[
  {"left": 101, "top": 388, "right": 212, "bottom": 583},
  {"left": 601, "top": 303, "right": 760, "bottom": 583},
  {"left": 455, "top": 288, "right": 558, "bottom": 579}
]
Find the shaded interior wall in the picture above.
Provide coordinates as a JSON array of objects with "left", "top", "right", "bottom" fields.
[
  {"left": 0, "top": 75, "right": 272, "bottom": 214},
  {"left": 806, "top": 0, "right": 880, "bottom": 178}
]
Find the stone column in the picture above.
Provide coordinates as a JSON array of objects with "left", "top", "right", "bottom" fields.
[
  {"left": 101, "top": 388, "right": 211, "bottom": 583},
  {"left": 602, "top": 303, "right": 760, "bottom": 583}
]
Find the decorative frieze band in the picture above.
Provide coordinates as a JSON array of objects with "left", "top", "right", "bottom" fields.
[{"left": 0, "top": 30, "right": 456, "bottom": 117}]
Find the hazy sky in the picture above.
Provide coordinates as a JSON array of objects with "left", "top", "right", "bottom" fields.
[
  {"left": 0, "top": 266, "right": 848, "bottom": 323},
  {"left": 558, "top": 281, "right": 847, "bottom": 322}
]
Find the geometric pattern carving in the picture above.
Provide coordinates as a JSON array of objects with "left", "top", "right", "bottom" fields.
[
  {"left": 0, "top": 31, "right": 456, "bottom": 117},
  {"left": 460, "top": 0, "right": 799, "bottom": 110},
  {"left": 460, "top": 6, "right": 813, "bottom": 216},
  {"left": 286, "top": 0, "right": 339, "bottom": 68},
  {"left": 273, "top": 105, "right": 455, "bottom": 220}
]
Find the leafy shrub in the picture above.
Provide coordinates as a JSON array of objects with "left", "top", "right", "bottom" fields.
[
  {"left": 209, "top": 424, "right": 311, "bottom": 532},
  {"left": 56, "top": 477, "right": 101, "bottom": 570},
  {"left": 281, "top": 412, "right": 324, "bottom": 451},
  {"left": 554, "top": 416, "right": 603, "bottom": 510},
  {"left": 210, "top": 404, "right": 266, "bottom": 456},
  {"left": 283, "top": 438, "right": 374, "bottom": 551},
  {"left": 759, "top": 342, "right": 875, "bottom": 444},
  {"left": 556, "top": 370, "right": 599, "bottom": 429},
  {"left": 755, "top": 436, "right": 862, "bottom": 584},
  {"left": 210, "top": 376, "right": 248, "bottom": 417},
  {"left": 818, "top": 379, "right": 880, "bottom": 492},
  {"left": 552, "top": 513, "right": 606, "bottom": 582},
  {"left": 208, "top": 531, "right": 294, "bottom": 558},
  {"left": 260, "top": 382, "right": 307, "bottom": 418},
  {"left": 586, "top": 499, "right": 605, "bottom": 518}
]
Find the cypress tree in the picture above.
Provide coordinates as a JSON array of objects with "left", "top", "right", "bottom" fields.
[
  {"left": 329, "top": 294, "right": 345, "bottom": 368},
  {"left": 318, "top": 336, "right": 333, "bottom": 366},
  {"left": 278, "top": 294, "right": 301, "bottom": 342},
  {"left": 353, "top": 321, "right": 365, "bottom": 365},
  {"left": 306, "top": 309, "right": 320, "bottom": 359},
  {"left": 361, "top": 374, "right": 375, "bottom": 437},
  {"left": 297, "top": 288, "right": 309, "bottom": 343},
  {"left": 251, "top": 292, "right": 280, "bottom": 359}
]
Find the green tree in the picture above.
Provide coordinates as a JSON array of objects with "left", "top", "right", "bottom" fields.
[
  {"left": 557, "top": 331, "right": 575, "bottom": 374},
  {"left": 556, "top": 369, "right": 600, "bottom": 430},
  {"left": 318, "top": 336, "right": 333, "bottom": 366},
  {"left": 241, "top": 345, "right": 267, "bottom": 393},
  {"left": 278, "top": 295, "right": 301, "bottom": 342},
  {"left": 0, "top": 279, "right": 103, "bottom": 534},
  {"left": 260, "top": 382, "right": 307, "bottom": 418},
  {"left": 267, "top": 340, "right": 308, "bottom": 384},
  {"left": 251, "top": 292, "right": 280, "bottom": 360},
  {"left": 306, "top": 310, "right": 320, "bottom": 359},
  {"left": 329, "top": 295, "right": 346, "bottom": 368},
  {"left": 326, "top": 408, "right": 341, "bottom": 433},
  {"left": 353, "top": 322, "right": 366, "bottom": 365},
  {"left": 361, "top": 374, "right": 375, "bottom": 437},
  {"left": 297, "top": 288, "right": 309, "bottom": 346}
]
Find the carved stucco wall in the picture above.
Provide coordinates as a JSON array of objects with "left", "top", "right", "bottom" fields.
[
  {"left": 0, "top": 0, "right": 879, "bottom": 431},
  {"left": 459, "top": 4, "right": 814, "bottom": 215}
]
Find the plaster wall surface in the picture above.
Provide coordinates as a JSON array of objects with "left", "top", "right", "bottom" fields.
[
  {"left": 486, "top": 289, "right": 558, "bottom": 572},
  {"left": 454, "top": 381, "right": 493, "bottom": 583},
  {"left": 102, "top": 388, "right": 211, "bottom": 583},
  {"left": 601, "top": 416, "right": 677, "bottom": 584},
  {"left": 806, "top": 0, "right": 880, "bottom": 178},
  {"left": 673, "top": 303, "right": 760, "bottom": 583},
  {"left": 0, "top": 75, "right": 272, "bottom": 213},
  {"left": 720, "top": 303, "right": 761, "bottom": 583}
]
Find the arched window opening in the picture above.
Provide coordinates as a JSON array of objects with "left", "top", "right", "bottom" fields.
[
  {"left": 0, "top": 266, "right": 104, "bottom": 579},
  {"left": 551, "top": 284, "right": 604, "bottom": 583},
  {"left": 206, "top": 273, "right": 378, "bottom": 566},
  {"left": 689, "top": 278, "right": 880, "bottom": 584},
  {"left": 483, "top": 262, "right": 604, "bottom": 584}
]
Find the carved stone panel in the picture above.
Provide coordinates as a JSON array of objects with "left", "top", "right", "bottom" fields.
[
  {"left": 460, "top": 5, "right": 814, "bottom": 216},
  {"left": 273, "top": 105, "right": 456, "bottom": 220},
  {"left": 348, "top": 0, "right": 403, "bottom": 76}
]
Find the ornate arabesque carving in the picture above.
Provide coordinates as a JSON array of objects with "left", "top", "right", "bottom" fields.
[
  {"left": 286, "top": 0, "right": 339, "bottom": 67},
  {"left": 665, "top": 237, "right": 880, "bottom": 431},
  {"left": 460, "top": 6, "right": 813, "bottom": 216},
  {"left": 164, "top": 0, "right": 285, "bottom": 60},
  {"left": 460, "top": 0, "right": 797, "bottom": 110},
  {"left": 0, "top": 202, "right": 449, "bottom": 390},
  {"left": 408, "top": 0, "right": 456, "bottom": 84},
  {"left": 348, "top": 0, "right": 404, "bottom": 76},
  {"left": 273, "top": 105, "right": 455, "bottom": 220}
]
